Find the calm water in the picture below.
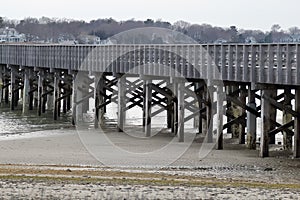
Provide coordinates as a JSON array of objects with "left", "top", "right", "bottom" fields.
[{"left": 0, "top": 104, "right": 72, "bottom": 136}]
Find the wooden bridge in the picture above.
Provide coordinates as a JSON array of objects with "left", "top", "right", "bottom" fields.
[{"left": 0, "top": 43, "right": 299, "bottom": 158}]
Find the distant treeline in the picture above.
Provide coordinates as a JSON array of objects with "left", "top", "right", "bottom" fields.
[{"left": 1, "top": 16, "right": 300, "bottom": 44}]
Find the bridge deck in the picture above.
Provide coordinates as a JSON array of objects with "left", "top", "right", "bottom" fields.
[{"left": 1, "top": 43, "right": 300, "bottom": 86}]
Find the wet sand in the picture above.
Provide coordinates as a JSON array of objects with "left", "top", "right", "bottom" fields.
[{"left": 0, "top": 128, "right": 299, "bottom": 199}]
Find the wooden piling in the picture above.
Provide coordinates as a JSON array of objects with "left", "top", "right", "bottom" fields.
[
  {"left": 57, "top": 81, "right": 61, "bottom": 117},
  {"left": 239, "top": 85, "right": 247, "bottom": 144},
  {"left": 22, "top": 68, "right": 30, "bottom": 114},
  {"left": 142, "top": 80, "right": 146, "bottom": 129},
  {"left": 231, "top": 85, "right": 240, "bottom": 139},
  {"left": 10, "top": 66, "right": 16, "bottom": 111},
  {"left": 145, "top": 79, "right": 152, "bottom": 137},
  {"left": 177, "top": 81, "right": 185, "bottom": 142},
  {"left": 94, "top": 75, "right": 101, "bottom": 129},
  {"left": 71, "top": 72, "right": 77, "bottom": 125},
  {"left": 216, "top": 85, "right": 224, "bottom": 150},
  {"left": 269, "top": 90, "right": 277, "bottom": 144},
  {"left": 283, "top": 89, "right": 293, "bottom": 150},
  {"left": 247, "top": 89, "right": 257, "bottom": 149},
  {"left": 226, "top": 86, "right": 233, "bottom": 134},
  {"left": 260, "top": 89, "right": 271, "bottom": 157},
  {"left": 294, "top": 89, "right": 300, "bottom": 158},
  {"left": 117, "top": 75, "right": 126, "bottom": 132},
  {"left": 207, "top": 86, "right": 213, "bottom": 143},
  {"left": 42, "top": 81, "right": 47, "bottom": 113},
  {"left": 167, "top": 80, "right": 173, "bottom": 129},
  {"left": 171, "top": 82, "right": 178, "bottom": 135},
  {"left": 37, "top": 70, "right": 44, "bottom": 116},
  {"left": 4, "top": 76, "right": 9, "bottom": 104},
  {"left": 201, "top": 86, "right": 207, "bottom": 135},
  {"left": 167, "top": 96, "right": 173, "bottom": 129},
  {"left": 53, "top": 72, "right": 59, "bottom": 120}
]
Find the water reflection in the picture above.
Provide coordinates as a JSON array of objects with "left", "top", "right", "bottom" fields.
[{"left": 0, "top": 104, "right": 72, "bottom": 136}]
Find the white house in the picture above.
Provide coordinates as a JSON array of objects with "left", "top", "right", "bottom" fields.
[{"left": 0, "top": 27, "right": 26, "bottom": 43}]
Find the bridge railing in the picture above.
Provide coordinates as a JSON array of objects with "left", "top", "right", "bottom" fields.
[{"left": 0, "top": 44, "right": 299, "bottom": 85}]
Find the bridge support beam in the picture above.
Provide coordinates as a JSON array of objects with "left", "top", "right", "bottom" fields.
[
  {"left": 283, "top": 89, "right": 293, "bottom": 150},
  {"left": 230, "top": 85, "right": 240, "bottom": 139},
  {"left": 207, "top": 86, "right": 213, "bottom": 143},
  {"left": 247, "top": 89, "right": 257, "bottom": 149},
  {"left": 22, "top": 68, "right": 31, "bottom": 114},
  {"left": 71, "top": 72, "right": 77, "bottom": 125},
  {"left": 117, "top": 75, "right": 126, "bottom": 132},
  {"left": 144, "top": 79, "right": 152, "bottom": 137},
  {"left": 260, "top": 89, "right": 272, "bottom": 157},
  {"left": 94, "top": 73, "right": 105, "bottom": 128},
  {"left": 193, "top": 82, "right": 204, "bottom": 134},
  {"left": 294, "top": 89, "right": 300, "bottom": 158},
  {"left": 166, "top": 81, "right": 173, "bottom": 129},
  {"left": 37, "top": 70, "right": 44, "bottom": 116},
  {"left": 53, "top": 72, "right": 59, "bottom": 120},
  {"left": 28, "top": 71, "right": 37, "bottom": 111},
  {"left": 216, "top": 85, "right": 224, "bottom": 150},
  {"left": 177, "top": 81, "right": 185, "bottom": 142},
  {"left": 10, "top": 66, "right": 17, "bottom": 111},
  {"left": 239, "top": 86, "right": 247, "bottom": 144},
  {"left": 201, "top": 86, "right": 207, "bottom": 136},
  {"left": 46, "top": 78, "right": 54, "bottom": 112},
  {"left": 269, "top": 90, "right": 277, "bottom": 144},
  {"left": 171, "top": 82, "right": 178, "bottom": 135}
]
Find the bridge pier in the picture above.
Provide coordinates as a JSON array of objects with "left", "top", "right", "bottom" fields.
[
  {"left": 22, "top": 68, "right": 31, "bottom": 114},
  {"left": 206, "top": 86, "right": 214, "bottom": 143},
  {"left": 28, "top": 71, "right": 37, "bottom": 111},
  {"left": 294, "top": 89, "right": 300, "bottom": 158},
  {"left": 170, "top": 81, "right": 177, "bottom": 135},
  {"left": 216, "top": 85, "right": 224, "bottom": 150},
  {"left": 260, "top": 89, "right": 274, "bottom": 157},
  {"left": 230, "top": 85, "right": 240, "bottom": 139},
  {"left": 46, "top": 76, "right": 54, "bottom": 112},
  {"left": 239, "top": 85, "right": 247, "bottom": 144},
  {"left": 37, "top": 70, "right": 45, "bottom": 116},
  {"left": 93, "top": 73, "right": 101, "bottom": 129},
  {"left": 269, "top": 90, "right": 277, "bottom": 145},
  {"left": 177, "top": 81, "right": 185, "bottom": 142},
  {"left": 53, "top": 71, "right": 59, "bottom": 120},
  {"left": 71, "top": 72, "right": 77, "bottom": 126},
  {"left": 201, "top": 85, "right": 207, "bottom": 136},
  {"left": 10, "top": 65, "right": 17, "bottom": 110},
  {"left": 283, "top": 89, "right": 293, "bottom": 150},
  {"left": 247, "top": 89, "right": 257, "bottom": 149},
  {"left": 117, "top": 74, "right": 126, "bottom": 132},
  {"left": 144, "top": 79, "right": 152, "bottom": 137}
]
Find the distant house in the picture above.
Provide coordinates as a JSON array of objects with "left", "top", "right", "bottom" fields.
[
  {"left": 77, "top": 34, "right": 101, "bottom": 44},
  {"left": 58, "top": 34, "right": 77, "bottom": 45},
  {"left": 214, "top": 38, "right": 227, "bottom": 44},
  {"left": 280, "top": 35, "right": 300, "bottom": 43},
  {"left": 0, "top": 27, "right": 26, "bottom": 43},
  {"left": 245, "top": 36, "right": 257, "bottom": 43}
]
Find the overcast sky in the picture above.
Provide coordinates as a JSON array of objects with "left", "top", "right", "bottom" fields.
[{"left": 2, "top": 0, "right": 299, "bottom": 31}]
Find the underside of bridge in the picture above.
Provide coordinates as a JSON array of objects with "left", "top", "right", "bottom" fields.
[{"left": 0, "top": 63, "right": 300, "bottom": 158}]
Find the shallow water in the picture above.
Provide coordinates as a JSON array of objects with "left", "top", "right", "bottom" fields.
[{"left": 0, "top": 104, "right": 72, "bottom": 136}]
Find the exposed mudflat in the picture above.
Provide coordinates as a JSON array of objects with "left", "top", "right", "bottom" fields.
[{"left": 0, "top": 128, "right": 299, "bottom": 199}]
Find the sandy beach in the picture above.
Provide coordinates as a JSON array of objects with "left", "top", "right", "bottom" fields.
[{"left": 0, "top": 127, "right": 299, "bottom": 199}]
